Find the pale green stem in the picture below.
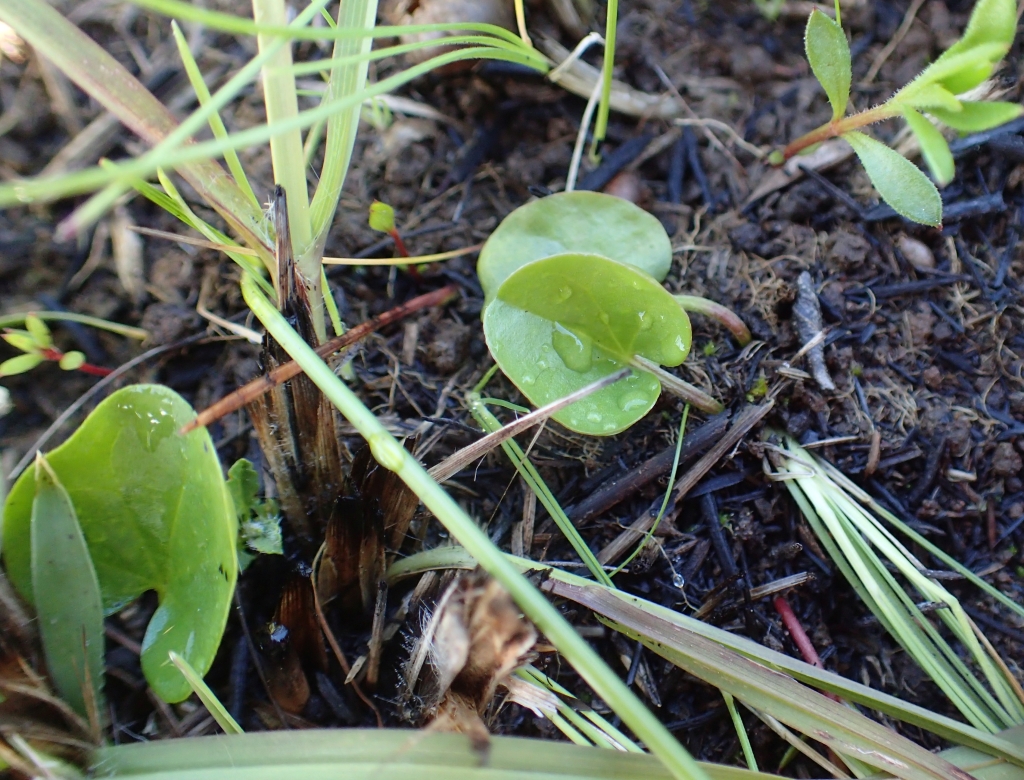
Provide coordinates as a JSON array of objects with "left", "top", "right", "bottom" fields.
[
  {"left": 674, "top": 295, "right": 752, "bottom": 346},
  {"left": 252, "top": 0, "right": 321, "bottom": 337},
  {"left": 240, "top": 273, "right": 710, "bottom": 780},
  {"left": 628, "top": 355, "right": 724, "bottom": 414},
  {"left": 0, "top": 312, "right": 147, "bottom": 340},
  {"left": 590, "top": 0, "right": 617, "bottom": 161},
  {"left": 724, "top": 693, "right": 758, "bottom": 772}
]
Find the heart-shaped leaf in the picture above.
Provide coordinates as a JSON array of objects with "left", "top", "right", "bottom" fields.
[
  {"left": 483, "top": 254, "right": 691, "bottom": 435},
  {"left": 805, "top": 9, "right": 851, "bottom": 121},
  {"left": 928, "top": 101, "right": 1023, "bottom": 133},
  {"left": 477, "top": 191, "right": 672, "bottom": 302},
  {"left": 844, "top": 131, "right": 942, "bottom": 226},
  {"left": 2, "top": 384, "right": 238, "bottom": 703},
  {"left": 903, "top": 108, "right": 955, "bottom": 186},
  {"left": 31, "top": 454, "right": 105, "bottom": 719}
]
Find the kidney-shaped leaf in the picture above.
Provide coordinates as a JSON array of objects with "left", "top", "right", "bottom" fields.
[
  {"left": 844, "top": 131, "right": 942, "bottom": 227},
  {"left": 2, "top": 384, "right": 238, "bottom": 703},
  {"left": 484, "top": 254, "right": 691, "bottom": 435},
  {"left": 805, "top": 9, "right": 851, "bottom": 121},
  {"left": 477, "top": 191, "right": 672, "bottom": 302}
]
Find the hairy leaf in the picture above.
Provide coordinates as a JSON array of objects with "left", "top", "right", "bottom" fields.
[
  {"left": 901, "top": 83, "right": 962, "bottom": 112},
  {"left": 483, "top": 254, "right": 690, "bottom": 435},
  {"left": 844, "top": 131, "right": 942, "bottom": 226},
  {"left": 929, "top": 101, "right": 1024, "bottom": 133},
  {"left": 804, "top": 9, "right": 851, "bottom": 121},
  {"left": 477, "top": 192, "right": 672, "bottom": 302},
  {"left": 903, "top": 108, "right": 955, "bottom": 186},
  {"left": 2, "top": 384, "right": 238, "bottom": 703},
  {"left": 31, "top": 455, "right": 105, "bottom": 718}
]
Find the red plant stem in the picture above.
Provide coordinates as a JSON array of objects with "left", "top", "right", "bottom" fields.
[
  {"left": 773, "top": 594, "right": 842, "bottom": 704},
  {"left": 41, "top": 348, "right": 112, "bottom": 377},
  {"left": 389, "top": 229, "right": 411, "bottom": 258},
  {"left": 778, "top": 105, "right": 897, "bottom": 161}
]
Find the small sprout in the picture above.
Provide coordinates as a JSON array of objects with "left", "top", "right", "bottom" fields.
[
  {"left": 777, "top": 0, "right": 1022, "bottom": 225},
  {"left": 746, "top": 373, "right": 768, "bottom": 402},
  {"left": 58, "top": 351, "right": 86, "bottom": 371},
  {"left": 0, "top": 352, "right": 44, "bottom": 378},
  {"left": 368, "top": 200, "right": 396, "bottom": 234},
  {"left": 702, "top": 341, "right": 718, "bottom": 357}
]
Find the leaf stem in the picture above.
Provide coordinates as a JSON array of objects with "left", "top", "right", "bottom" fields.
[
  {"left": 674, "top": 296, "right": 751, "bottom": 346},
  {"left": 628, "top": 356, "right": 724, "bottom": 414},
  {"left": 777, "top": 105, "right": 897, "bottom": 161},
  {"left": 241, "top": 273, "right": 710, "bottom": 780}
]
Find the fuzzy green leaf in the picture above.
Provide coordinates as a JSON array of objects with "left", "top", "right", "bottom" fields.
[
  {"left": 477, "top": 191, "right": 672, "bottom": 303},
  {"left": 0, "top": 353, "right": 44, "bottom": 377},
  {"left": 2, "top": 384, "right": 238, "bottom": 703},
  {"left": 929, "top": 100, "right": 1024, "bottom": 133},
  {"left": 805, "top": 9, "right": 851, "bottom": 121},
  {"left": 484, "top": 254, "right": 691, "bottom": 435},
  {"left": 901, "top": 84, "right": 962, "bottom": 112},
  {"left": 31, "top": 454, "right": 105, "bottom": 719},
  {"left": 844, "top": 131, "right": 942, "bottom": 226},
  {"left": 903, "top": 109, "right": 955, "bottom": 186},
  {"left": 945, "top": 0, "right": 1016, "bottom": 56}
]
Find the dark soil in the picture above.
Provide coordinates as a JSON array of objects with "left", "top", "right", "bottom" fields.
[{"left": 2, "top": 0, "right": 1024, "bottom": 774}]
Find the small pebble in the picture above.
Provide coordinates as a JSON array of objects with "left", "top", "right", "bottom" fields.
[
  {"left": 897, "top": 234, "right": 935, "bottom": 271},
  {"left": 992, "top": 442, "right": 1022, "bottom": 478},
  {"left": 602, "top": 170, "right": 643, "bottom": 204}
]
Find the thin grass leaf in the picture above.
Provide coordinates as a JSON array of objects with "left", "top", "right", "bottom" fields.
[
  {"left": 169, "top": 21, "right": 260, "bottom": 210},
  {"left": 389, "top": 545, "right": 1024, "bottom": 768},
  {"left": 0, "top": 0, "right": 271, "bottom": 254},
  {"left": 168, "top": 651, "right": 243, "bottom": 735},
  {"left": 844, "top": 131, "right": 942, "bottom": 225},
  {"left": 30, "top": 454, "right": 105, "bottom": 719},
  {"left": 723, "top": 693, "right": 758, "bottom": 772}
]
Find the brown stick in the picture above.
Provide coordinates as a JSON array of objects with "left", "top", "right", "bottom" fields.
[{"left": 180, "top": 285, "right": 459, "bottom": 434}]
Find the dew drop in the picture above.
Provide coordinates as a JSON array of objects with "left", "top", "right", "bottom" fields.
[
  {"left": 638, "top": 311, "right": 652, "bottom": 331},
  {"left": 556, "top": 286, "right": 573, "bottom": 302},
  {"left": 672, "top": 573, "right": 685, "bottom": 589},
  {"left": 586, "top": 411, "right": 602, "bottom": 423},
  {"left": 598, "top": 312, "right": 610, "bottom": 325},
  {"left": 618, "top": 391, "right": 650, "bottom": 412},
  {"left": 521, "top": 373, "right": 536, "bottom": 385},
  {"left": 551, "top": 323, "right": 593, "bottom": 373}
]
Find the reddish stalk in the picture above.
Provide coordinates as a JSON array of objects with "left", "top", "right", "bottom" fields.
[
  {"left": 773, "top": 595, "right": 843, "bottom": 703},
  {"left": 776, "top": 105, "right": 896, "bottom": 162},
  {"left": 40, "top": 348, "right": 112, "bottom": 377}
]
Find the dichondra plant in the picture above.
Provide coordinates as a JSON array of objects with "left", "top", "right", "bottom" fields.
[{"left": 775, "top": 0, "right": 1021, "bottom": 226}]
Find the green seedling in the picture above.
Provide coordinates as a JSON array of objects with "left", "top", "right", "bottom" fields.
[
  {"left": 478, "top": 191, "right": 747, "bottom": 435},
  {"left": 0, "top": 313, "right": 111, "bottom": 378},
  {"left": 775, "top": 0, "right": 1021, "bottom": 226},
  {"left": 227, "top": 458, "right": 283, "bottom": 572},
  {"left": 368, "top": 199, "right": 410, "bottom": 257},
  {"left": 2, "top": 384, "right": 237, "bottom": 703}
]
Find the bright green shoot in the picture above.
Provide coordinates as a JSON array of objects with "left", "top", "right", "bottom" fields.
[{"left": 775, "top": 0, "right": 1021, "bottom": 225}]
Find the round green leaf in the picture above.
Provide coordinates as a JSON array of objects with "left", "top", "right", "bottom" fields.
[
  {"left": 805, "top": 9, "right": 851, "bottom": 121},
  {"left": 903, "top": 108, "right": 954, "bottom": 186},
  {"left": 483, "top": 254, "right": 691, "bottom": 436},
  {"left": 477, "top": 191, "right": 672, "bottom": 302},
  {"left": 2, "top": 384, "right": 238, "bottom": 703},
  {"left": 844, "top": 131, "right": 942, "bottom": 227}
]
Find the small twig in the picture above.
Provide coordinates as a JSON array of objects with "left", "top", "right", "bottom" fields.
[
  {"left": 862, "top": 0, "right": 927, "bottom": 84},
  {"left": 181, "top": 285, "right": 459, "bottom": 434}
]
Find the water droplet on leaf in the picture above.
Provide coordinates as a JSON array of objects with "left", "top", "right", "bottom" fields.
[
  {"left": 551, "top": 323, "right": 593, "bottom": 373},
  {"left": 557, "top": 286, "right": 573, "bottom": 302},
  {"left": 618, "top": 391, "right": 650, "bottom": 412}
]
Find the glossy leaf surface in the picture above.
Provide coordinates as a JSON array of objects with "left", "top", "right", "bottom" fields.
[
  {"left": 2, "top": 384, "right": 238, "bottom": 703},
  {"left": 484, "top": 253, "right": 691, "bottom": 435},
  {"left": 903, "top": 108, "right": 954, "bottom": 186},
  {"left": 31, "top": 454, "right": 105, "bottom": 718},
  {"left": 844, "top": 131, "right": 941, "bottom": 226},
  {"left": 477, "top": 191, "right": 672, "bottom": 302},
  {"left": 805, "top": 9, "right": 851, "bottom": 120}
]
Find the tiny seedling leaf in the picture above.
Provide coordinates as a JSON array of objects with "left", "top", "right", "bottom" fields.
[
  {"left": 0, "top": 353, "right": 44, "bottom": 377},
  {"left": 2, "top": 331, "right": 40, "bottom": 354},
  {"left": 929, "top": 101, "right": 1024, "bottom": 133},
  {"left": 2, "top": 384, "right": 238, "bottom": 703},
  {"left": 844, "top": 131, "right": 942, "bottom": 226},
  {"left": 368, "top": 200, "right": 396, "bottom": 233},
  {"left": 901, "top": 84, "right": 962, "bottom": 113},
  {"left": 804, "top": 9, "right": 851, "bottom": 121},
  {"left": 24, "top": 314, "right": 51, "bottom": 347},
  {"left": 908, "top": 41, "right": 1006, "bottom": 97},
  {"left": 903, "top": 108, "right": 955, "bottom": 186},
  {"left": 227, "top": 459, "right": 282, "bottom": 563},
  {"left": 59, "top": 351, "right": 86, "bottom": 371},
  {"left": 943, "top": 0, "right": 1016, "bottom": 57},
  {"left": 30, "top": 453, "right": 105, "bottom": 719},
  {"left": 483, "top": 253, "right": 691, "bottom": 435},
  {"left": 477, "top": 191, "right": 673, "bottom": 302}
]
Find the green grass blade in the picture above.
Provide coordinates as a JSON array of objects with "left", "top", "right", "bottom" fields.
[
  {"left": 30, "top": 454, "right": 105, "bottom": 722},
  {"left": 389, "top": 546, "right": 1024, "bottom": 769},
  {"left": 168, "top": 651, "right": 243, "bottom": 735},
  {"left": 0, "top": 312, "right": 146, "bottom": 340},
  {"left": 239, "top": 274, "right": 710, "bottom": 780},
  {"left": 308, "top": 0, "right": 377, "bottom": 254},
  {"left": 170, "top": 21, "right": 260, "bottom": 210},
  {"left": 724, "top": 693, "right": 758, "bottom": 773},
  {"left": 591, "top": 0, "right": 617, "bottom": 158},
  {"left": 0, "top": 0, "right": 269, "bottom": 255}
]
